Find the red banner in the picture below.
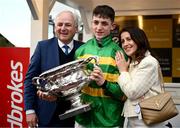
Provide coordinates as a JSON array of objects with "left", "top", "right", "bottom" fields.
[{"left": 0, "top": 47, "right": 29, "bottom": 127}]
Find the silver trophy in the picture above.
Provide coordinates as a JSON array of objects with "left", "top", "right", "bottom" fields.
[{"left": 32, "top": 56, "right": 98, "bottom": 120}]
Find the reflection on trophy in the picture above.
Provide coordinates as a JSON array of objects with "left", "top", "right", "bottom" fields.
[{"left": 32, "top": 56, "right": 98, "bottom": 120}]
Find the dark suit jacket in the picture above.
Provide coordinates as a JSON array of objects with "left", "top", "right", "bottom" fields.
[{"left": 24, "top": 37, "right": 83, "bottom": 126}]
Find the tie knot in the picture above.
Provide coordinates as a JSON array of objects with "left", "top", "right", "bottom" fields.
[{"left": 63, "top": 45, "right": 69, "bottom": 55}]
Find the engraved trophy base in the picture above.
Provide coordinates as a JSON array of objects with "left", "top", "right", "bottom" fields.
[{"left": 59, "top": 103, "right": 91, "bottom": 120}]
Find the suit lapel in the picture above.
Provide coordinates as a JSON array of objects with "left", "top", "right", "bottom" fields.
[{"left": 47, "top": 37, "right": 60, "bottom": 68}]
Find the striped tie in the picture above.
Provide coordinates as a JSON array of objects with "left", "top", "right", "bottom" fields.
[{"left": 63, "top": 45, "right": 69, "bottom": 55}]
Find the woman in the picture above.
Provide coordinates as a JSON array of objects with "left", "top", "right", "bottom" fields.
[{"left": 115, "top": 27, "right": 164, "bottom": 128}]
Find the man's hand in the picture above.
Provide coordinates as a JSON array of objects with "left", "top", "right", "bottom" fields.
[
  {"left": 26, "top": 113, "right": 38, "bottom": 127},
  {"left": 37, "top": 90, "right": 57, "bottom": 101},
  {"left": 90, "top": 66, "right": 105, "bottom": 86}
]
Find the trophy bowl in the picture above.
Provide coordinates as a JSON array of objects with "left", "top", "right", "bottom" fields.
[{"left": 32, "top": 56, "right": 98, "bottom": 120}]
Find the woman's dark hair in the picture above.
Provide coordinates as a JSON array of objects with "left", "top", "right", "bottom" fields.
[
  {"left": 119, "top": 27, "right": 154, "bottom": 63},
  {"left": 92, "top": 5, "right": 115, "bottom": 22}
]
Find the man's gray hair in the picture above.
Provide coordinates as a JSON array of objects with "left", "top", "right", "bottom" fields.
[{"left": 54, "top": 10, "right": 79, "bottom": 27}]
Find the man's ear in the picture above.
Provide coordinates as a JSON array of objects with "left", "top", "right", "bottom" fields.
[
  {"left": 75, "top": 26, "right": 79, "bottom": 33},
  {"left": 111, "top": 23, "right": 116, "bottom": 30}
]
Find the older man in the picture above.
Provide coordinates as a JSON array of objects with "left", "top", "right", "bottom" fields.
[{"left": 24, "top": 10, "right": 83, "bottom": 127}]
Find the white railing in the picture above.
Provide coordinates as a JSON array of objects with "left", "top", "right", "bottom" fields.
[{"left": 164, "top": 83, "right": 180, "bottom": 105}]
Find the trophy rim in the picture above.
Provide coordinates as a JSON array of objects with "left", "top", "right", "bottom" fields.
[{"left": 40, "top": 58, "right": 85, "bottom": 77}]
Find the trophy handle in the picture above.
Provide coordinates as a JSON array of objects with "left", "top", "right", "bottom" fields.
[
  {"left": 81, "top": 56, "right": 99, "bottom": 66},
  {"left": 32, "top": 77, "right": 47, "bottom": 91}
]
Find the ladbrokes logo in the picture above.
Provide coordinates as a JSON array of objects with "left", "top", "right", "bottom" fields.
[{"left": 7, "top": 60, "right": 23, "bottom": 127}]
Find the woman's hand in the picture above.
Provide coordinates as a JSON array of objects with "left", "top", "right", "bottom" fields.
[{"left": 115, "top": 51, "right": 130, "bottom": 72}]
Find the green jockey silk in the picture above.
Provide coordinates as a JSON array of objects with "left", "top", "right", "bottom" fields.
[{"left": 75, "top": 35, "right": 126, "bottom": 127}]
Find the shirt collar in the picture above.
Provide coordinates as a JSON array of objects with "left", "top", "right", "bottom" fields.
[
  {"left": 58, "top": 39, "right": 74, "bottom": 51},
  {"left": 58, "top": 39, "right": 74, "bottom": 50},
  {"left": 94, "top": 34, "right": 113, "bottom": 47}
]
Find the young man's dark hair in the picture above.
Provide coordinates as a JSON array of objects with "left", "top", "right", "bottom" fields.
[{"left": 92, "top": 5, "right": 115, "bottom": 22}]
